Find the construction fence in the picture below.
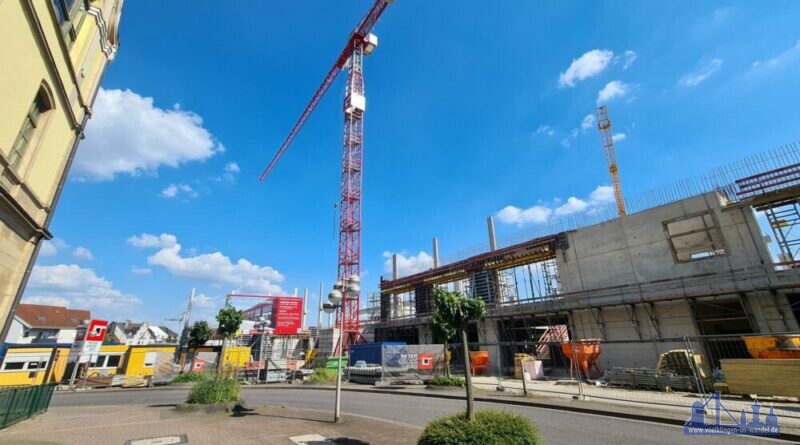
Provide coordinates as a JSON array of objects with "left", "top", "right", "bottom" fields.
[
  {"left": 460, "top": 333, "right": 800, "bottom": 426},
  {"left": 345, "top": 334, "right": 800, "bottom": 426}
]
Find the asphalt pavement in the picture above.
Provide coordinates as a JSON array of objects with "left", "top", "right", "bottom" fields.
[{"left": 51, "top": 387, "right": 791, "bottom": 445}]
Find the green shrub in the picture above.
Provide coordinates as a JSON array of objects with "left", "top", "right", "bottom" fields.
[
  {"left": 187, "top": 377, "right": 241, "bottom": 404},
  {"left": 308, "top": 367, "right": 338, "bottom": 384},
  {"left": 418, "top": 410, "right": 541, "bottom": 445},
  {"left": 428, "top": 376, "right": 465, "bottom": 387},
  {"left": 173, "top": 372, "right": 211, "bottom": 383}
]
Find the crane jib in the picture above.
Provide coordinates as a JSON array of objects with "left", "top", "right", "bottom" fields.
[{"left": 258, "top": 0, "right": 391, "bottom": 182}]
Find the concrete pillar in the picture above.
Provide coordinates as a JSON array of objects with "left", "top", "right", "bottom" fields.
[
  {"left": 392, "top": 254, "right": 399, "bottom": 319},
  {"left": 302, "top": 288, "right": 308, "bottom": 329},
  {"left": 432, "top": 238, "right": 440, "bottom": 269},
  {"left": 487, "top": 216, "right": 497, "bottom": 251}
]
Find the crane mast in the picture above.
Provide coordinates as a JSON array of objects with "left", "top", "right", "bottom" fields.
[
  {"left": 338, "top": 42, "right": 365, "bottom": 345},
  {"left": 595, "top": 105, "right": 626, "bottom": 216},
  {"left": 258, "top": 1, "right": 393, "bottom": 350}
]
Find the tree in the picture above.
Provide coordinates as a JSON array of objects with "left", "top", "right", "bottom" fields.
[
  {"left": 216, "top": 303, "right": 244, "bottom": 341},
  {"left": 188, "top": 321, "right": 211, "bottom": 348},
  {"left": 430, "top": 288, "right": 486, "bottom": 421},
  {"left": 215, "top": 303, "right": 244, "bottom": 375}
]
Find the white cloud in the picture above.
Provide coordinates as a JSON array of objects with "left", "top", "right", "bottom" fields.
[
  {"left": 160, "top": 183, "right": 196, "bottom": 199},
  {"left": 679, "top": 59, "right": 723, "bottom": 87},
  {"left": 134, "top": 233, "right": 284, "bottom": 294},
  {"left": 127, "top": 233, "right": 178, "bottom": 249},
  {"left": 496, "top": 205, "right": 553, "bottom": 226},
  {"left": 22, "top": 296, "right": 71, "bottom": 307},
  {"left": 589, "top": 185, "right": 615, "bottom": 203},
  {"left": 382, "top": 251, "right": 433, "bottom": 276},
  {"left": 559, "top": 49, "right": 614, "bottom": 88},
  {"left": 555, "top": 197, "right": 589, "bottom": 216},
  {"left": 597, "top": 80, "right": 632, "bottom": 103},
  {"left": 612, "top": 133, "right": 626, "bottom": 143},
  {"left": 130, "top": 265, "right": 152, "bottom": 275},
  {"left": 72, "top": 246, "right": 94, "bottom": 261},
  {"left": 752, "top": 40, "right": 800, "bottom": 70},
  {"left": 39, "top": 238, "right": 68, "bottom": 257},
  {"left": 74, "top": 88, "right": 224, "bottom": 181},
  {"left": 496, "top": 185, "right": 616, "bottom": 226},
  {"left": 192, "top": 293, "right": 217, "bottom": 309},
  {"left": 23, "top": 264, "right": 140, "bottom": 310},
  {"left": 581, "top": 114, "right": 596, "bottom": 131},
  {"left": 622, "top": 50, "right": 638, "bottom": 70},
  {"left": 533, "top": 125, "right": 555, "bottom": 137},
  {"left": 224, "top": 162, "right": 240, "bottom": 174}
]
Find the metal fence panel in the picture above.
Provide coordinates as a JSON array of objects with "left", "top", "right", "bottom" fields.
[{"left": 0, "top": 383, "right": 56, "bottom": 429}]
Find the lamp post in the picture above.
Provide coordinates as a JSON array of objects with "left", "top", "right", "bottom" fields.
[
  {"left": 323, "top": 274, "right": 360, "bottom": 423},
  {"left": 257, "top": 316, "right": 271, "bottom": 384}
]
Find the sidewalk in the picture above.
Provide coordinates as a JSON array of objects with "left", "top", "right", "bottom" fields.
[{"left": 0, "top": 403, "right": 421, "bottom": 445}]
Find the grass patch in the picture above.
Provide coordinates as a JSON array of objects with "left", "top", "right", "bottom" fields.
[
  {"left": 307, "top": 368, "right": 338, "bottom": 384},
  {"left": 428, "top": 376, "right": 465, "bottom": 387},
  {"left": 173, "top": 372, "right": 211, "bottom": 383},
  {"left": 187, "top": 377, "right": 241, "bottom": 404},
  {"left": 418, "top": 410, "right": 541, "bottom": 445}
]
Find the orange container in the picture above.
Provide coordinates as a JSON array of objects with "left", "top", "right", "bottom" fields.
[
  {"left": 743, "top": 335, "right": 800, "bottom": 359},
  {"left": 561, "top": 340, "right": 602, "bottom": 378},
  {"left": 469, "top": 351, "right": 490, "bottom": 375}
]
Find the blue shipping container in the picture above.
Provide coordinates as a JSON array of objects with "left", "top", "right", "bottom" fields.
[{"left": 348, "top": 342, "right": 406, "bottom": 366}]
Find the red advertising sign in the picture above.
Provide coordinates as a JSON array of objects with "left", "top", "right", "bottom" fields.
[
  {"left": 86, "top": 319, "right": 109, "bottom": 342},
  {"left": 271, "top": 297, "right": 303, "bottom": 335}
]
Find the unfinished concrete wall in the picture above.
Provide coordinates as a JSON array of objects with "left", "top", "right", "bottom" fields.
[{"left": 557, "top": 192, "right": 771, "bottom": 293}]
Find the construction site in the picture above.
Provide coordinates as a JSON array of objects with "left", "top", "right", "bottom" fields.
[
  {"left": 247, "top": 0, "right": 800, "bottom": 427},
  {"left": 356, "top": 141, "right": 800, "bottom": 403}
]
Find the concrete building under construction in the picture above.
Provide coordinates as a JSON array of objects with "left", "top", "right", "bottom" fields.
[{"left": 368, "top": 144, "right": 800, "bottom": 375}]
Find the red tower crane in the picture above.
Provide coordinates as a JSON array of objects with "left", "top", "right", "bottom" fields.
[{"left": 259, "top": 1, "right": 394, "bottom": 350}]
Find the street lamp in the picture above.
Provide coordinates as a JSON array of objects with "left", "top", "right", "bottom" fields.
[
  {"left": 323, "top": 274, "right": 360, "bottom": 423},
  {"left": 257, "top": 316, "right": 271, "bottom": 383}
]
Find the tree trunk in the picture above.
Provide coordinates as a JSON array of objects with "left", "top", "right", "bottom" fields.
[
  {"left": 460, "top": 326, "right": 474, "bottom": 421},
  {"left": 444, "top": 341, "right": 451, "bottom": 378}
]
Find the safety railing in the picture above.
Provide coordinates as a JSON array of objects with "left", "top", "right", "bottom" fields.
[{"left": 0, "top": 383, "right": 56, "bottom": 429}]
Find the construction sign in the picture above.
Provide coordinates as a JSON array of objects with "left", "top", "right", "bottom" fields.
[
  {"left": 272, "top": 297, "right": 303, "bottom": 335},
  {"left": 71, "top": 319, "right": 108, "bottom": 358}
]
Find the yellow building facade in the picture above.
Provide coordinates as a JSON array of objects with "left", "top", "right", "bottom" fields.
[{"left": 0, "top": 1, "right": 124, "bottom": 339}]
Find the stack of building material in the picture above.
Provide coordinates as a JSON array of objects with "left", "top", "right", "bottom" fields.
[
  {"left": 656, "top": 349, "right": 708, "bottom": 379},
  {"left": 721, "top": 359, "right": 800, "bottom": 398},
  {"left": 347, "top": 365, "right": 383, "bottom": 384},
  {"left": 606, "top": 368, "right": 660, "bottom": 390},
  {"left": 514, "top": 354, "right": 532, "bottom": 379},
  {"left": 656, "top": 371, "right": 698, "bottom": 392}
]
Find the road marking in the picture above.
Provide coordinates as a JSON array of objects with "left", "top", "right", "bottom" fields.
[
  {"left": 289, "top": 434, "right": 333, "bottom": 444},
  {"left": 124, "top": 434, "right": 188, "bottom": 445}
]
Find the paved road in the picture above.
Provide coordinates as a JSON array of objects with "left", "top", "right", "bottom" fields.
[{"left": 53, "top": 388, "right": 788, "bottom": 445}]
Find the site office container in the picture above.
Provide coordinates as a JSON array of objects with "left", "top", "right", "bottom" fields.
[
  {"left": 0, "top": 345, "right": 70, "bottom": 387},
  {"left": 123, "top": 345, "right": 176, "bottom": 377}
]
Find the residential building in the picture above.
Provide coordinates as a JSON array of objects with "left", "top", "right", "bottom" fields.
[
  {"left": 4, "top": 303, "right": 90, "bottom": 344},
  {"left": 106, "top": 321, "right": 178, "bottom": 345},
  {"left": 0, "top": 1, "right": 125, "bottom": 340}
]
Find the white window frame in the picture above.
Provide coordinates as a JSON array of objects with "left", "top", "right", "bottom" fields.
[
  {"left": 143, "top": 351, "right": 158, "bottom": 368},
  {"left": 1, "top": 354, "right": 50, "bottom": 372}
]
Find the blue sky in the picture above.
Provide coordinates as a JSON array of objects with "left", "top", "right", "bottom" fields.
[{"left": 24, "top": 1, "right": 800, "bottom": 329}]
